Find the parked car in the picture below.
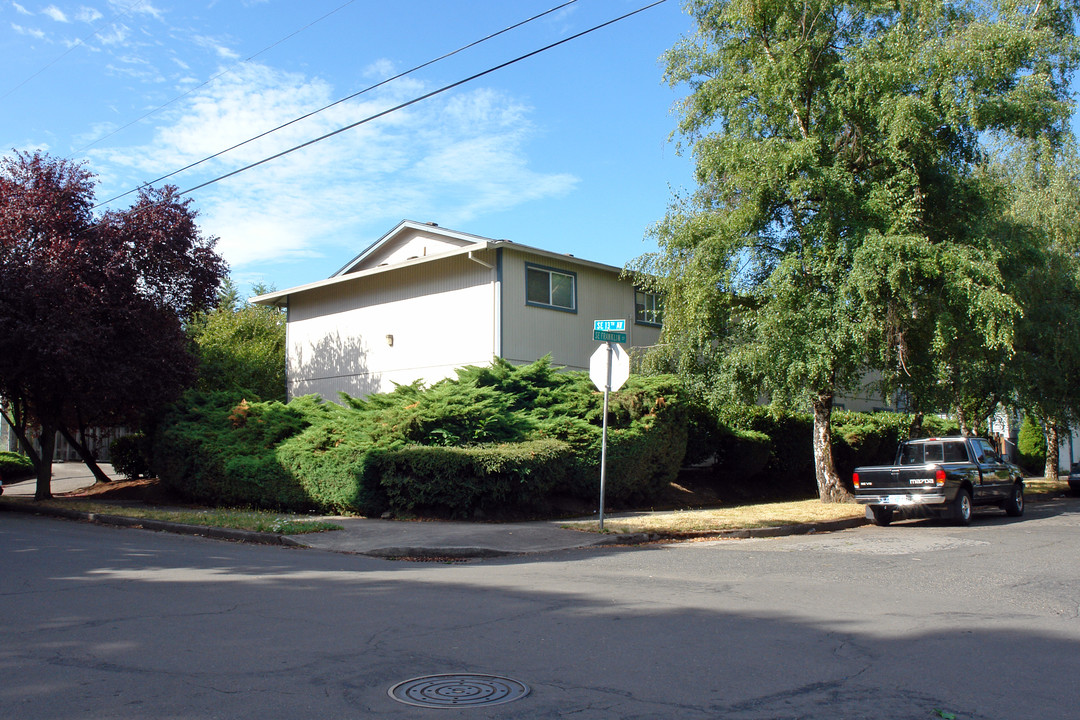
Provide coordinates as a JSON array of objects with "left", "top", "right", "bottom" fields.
[
  {"left": 1069, "top": 463, "right": 1080, "bottom": 496},
  {"left": 853, "top": 436, "right": 1024, "bottom": 526}
]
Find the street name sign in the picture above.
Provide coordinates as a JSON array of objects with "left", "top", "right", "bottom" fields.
[
  {"left": 593, "top": 329, "right": 627, "bottom": 344},
  {"left": 594, "top": 319, "right": 625, "bottom": 332}
]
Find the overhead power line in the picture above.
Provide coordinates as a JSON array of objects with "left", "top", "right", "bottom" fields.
[
  {"left": 177, "top": 0, "right": 669, "bottom": 199},
  {"left": 69, "top": 0, "right": 362, "bottom": 158},
  {"left": 93, "top": 0, "right": 580, "bottom": 209},
  {"left": 2, "top": 0, "right": 153, "bottom": 102}
]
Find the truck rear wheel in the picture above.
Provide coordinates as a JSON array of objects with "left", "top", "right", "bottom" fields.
[
  {"left": 951, "top": 488, "right": 972, "bottom": 526},
  {"left": 870, "top": 506, "right": 893, "bottom": 527},
  {"left": 1004, "top": 483, "right": 1024, "bottom": 517}
]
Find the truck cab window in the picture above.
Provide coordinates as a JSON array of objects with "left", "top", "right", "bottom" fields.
[
  {"left": 943, "top": 443, "right": 969, "bottom": 463},
  {"left": 900, "top": 445, "right": 924, "bottom": 465}
]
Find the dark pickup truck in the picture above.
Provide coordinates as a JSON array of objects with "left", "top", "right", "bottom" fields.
[{"left": 853, "top": 437, "right": 1024, "bottom": 526}]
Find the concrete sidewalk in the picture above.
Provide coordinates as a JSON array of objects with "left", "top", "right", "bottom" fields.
[
  {"left": 287, "top": 515, "right": 645, "bottom": 558},
  {"left": 2, "top": 461, "right": 113, "bottom": 497},
  {"left": 0, "top": 461, "right": 868, "bottom": 558}
]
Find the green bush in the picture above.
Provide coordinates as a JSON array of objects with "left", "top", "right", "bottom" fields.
[
  {"left": 0, "top": 451, "right": 34, "bottom": 482},
  {"left": 152, "top": 358, "right": 690, "bottom": 516},
  {"left": 377, "top": 439, "right": 574, "bottom": 518},
  {"left": 109, "top": 432, "right": 152, "bottom": 480},
  {"left": 153, "top": 391, "right": 316, "bottom": 510},
  {"left": 696, "top": 406, "right": 961, "bottom": 502},
  {"left": 715, "top": 427, "right": 772, "bottom": 477},
  {"left": 1017, "top": 415, "right": 1046, "bottom": 474}
]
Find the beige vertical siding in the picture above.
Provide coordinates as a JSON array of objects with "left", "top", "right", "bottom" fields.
[
  {"left": 287, "top": 255, "right": 496, "bottom": 401},
  {"left": 500, "top": 250, "right": 661, "bottom": 371}
]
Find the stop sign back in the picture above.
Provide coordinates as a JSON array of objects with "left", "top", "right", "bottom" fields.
[{"left": 589, "top": 342, "right": 630, "bottom": 392}]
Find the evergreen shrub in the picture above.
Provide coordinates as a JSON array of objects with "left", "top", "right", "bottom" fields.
[
  {"left": 376, "top": 439, "right": 573, "bottom": 518},
  {"left": 697, "top": 406, "right": 961, "bottom": 501},
  {"left": 153, "top": 391, "right": 315, "bottom": 509},
  {"left": 153, "top": 358, "right": 690, "bottom": 515},
  {"left": 1017, "top": 415, "right": 1046, "bottom": 474},
  {"left": 109, "top": 432, "right": 152, "bottom": 480},
  {"left": 0, "top": 450, "right": 34, "bottom": 482}
]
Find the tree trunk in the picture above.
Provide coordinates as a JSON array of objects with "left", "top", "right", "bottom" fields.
[
  {"left": 956, "top": 406, "right": 972, "bottom": 437},
  {"left": 35, "top": 424, "right": 55, "bottom": 500},
  {"left": 812, "top": 394, "right": 852, "bottom": 503},
  {"left": 1044, "top": 421, "right": 1060, "bottom": 480},
  {"left": 1, "top": 407, "right": 42, "bottom": 469},
  {"left": 907, "top": 411, "right": 924, "bottom": 440},
  {"left": 59, "top": 426, "right": 113, "bottom": 484}
]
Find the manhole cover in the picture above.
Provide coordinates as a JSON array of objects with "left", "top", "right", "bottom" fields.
[{"left": 388, "top": 673, "right": 530, "bottom": 708}]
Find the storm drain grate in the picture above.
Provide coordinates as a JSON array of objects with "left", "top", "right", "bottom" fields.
[{"left": 388, "top": 673, "right": 530, "bottom": 708}]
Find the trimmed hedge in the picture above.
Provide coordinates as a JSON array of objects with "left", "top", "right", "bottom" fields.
[
  {"left": 0, "top": 451, "right": 34, "bottom": 482},
  {"left": 377, "top": 439, "right": 574, "bottom": 518}
]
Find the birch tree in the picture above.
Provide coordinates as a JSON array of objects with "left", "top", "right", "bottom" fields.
[{"left": 636, "top": 0, "right": 1079, "bottom": 501}]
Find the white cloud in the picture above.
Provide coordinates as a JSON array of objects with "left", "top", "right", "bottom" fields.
[
  {"left": 191, "top": 34, "right": 239, "bottom": 60},
  {"left": 11, "top": 23, "right": 45, "bottom": 40},
  {"left": 12, "top": 2, "right": 31, "bottom": 16},
  {"left": 363, "top": 59, "right": 396, "bottom": 80},
  {"left": 90, "top": 62, "right": 578, "bottom": 269},
  {"left": 77, "top": 7, "right": 104, "bottom": 23},
  {"left": 97, "top": 22, "right": 129, "bottom": 45},
  {"left": 107, "top": 0, "right": 162, "bottom": 20},
  {"left": 43, "top": 5, "right": 68, "bottom": 22}
]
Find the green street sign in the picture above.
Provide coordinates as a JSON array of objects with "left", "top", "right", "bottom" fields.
[
  {"left": 594, "top": 330, "right": 627, "bottom": 343},
  {"left": 594, "top": 319, "right": 626, "bottom": 332}
]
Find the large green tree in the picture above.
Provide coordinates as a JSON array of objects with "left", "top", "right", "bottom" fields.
[
  {"left": 636, "top": 0, "right": 1078, "bottom": 501},
  {"left": 187, "top": 279, "right": 287, "bottom": 402},
  {"left": 997, "top": 140, "right": 1080, "bottom": 478}
]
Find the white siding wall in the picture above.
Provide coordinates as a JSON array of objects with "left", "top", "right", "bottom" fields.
[
  {"left": 500, "top": 250, "right": 662, "bottom": 371},
  {"left": 287, "top": 255, "right": 496, "bottom": 401}
]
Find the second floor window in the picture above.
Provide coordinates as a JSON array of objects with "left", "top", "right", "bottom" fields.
[
  {"left": 526, "top": 264, "right": 576, "bottom": 311},
  {"left": 635, "top": 290, "right": 663, "bottom": 325}
]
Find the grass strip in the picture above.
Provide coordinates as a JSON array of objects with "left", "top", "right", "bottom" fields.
[
  {"left": 563, "top": 499, "right": 866, "bottom": 535},
  {"left": 563, "top": 477, "right": 1072, "bottom": 535},
  {"left": 4, "top": 498, "right": 342, "bottom": 535}
]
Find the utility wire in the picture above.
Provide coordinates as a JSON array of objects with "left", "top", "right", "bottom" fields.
[
  {"left": 70, "top": 0, "right": 361, "bottom": 158},
  {"left": 92, "top": 0, "right": 579, "bottom": 209},
  {"left": 177, "top": 0, "right": 667, "bottom": 198},
  {"left": 2, "top": 0, "right": 152, "bottom": 102}
]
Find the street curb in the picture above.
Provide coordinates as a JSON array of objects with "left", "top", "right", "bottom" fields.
[
  {"left": 0, "top": 499, "right": 301, "bottom": 547},
  {"left": 588, "top": 515, "right": 871, "bottom": 546},
  {"left": 0, "top": 498, "right": 870, "bottom": 558}
]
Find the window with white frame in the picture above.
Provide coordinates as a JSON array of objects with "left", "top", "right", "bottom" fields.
[
  {"left": 635, "top": 290, "right": 663, "bottom": 326},
  {"left": 526, "top": 264, "right": 576, "bottom": 311}
]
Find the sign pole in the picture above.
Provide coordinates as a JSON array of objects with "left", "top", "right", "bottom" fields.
[
  {"left": 599, "top": 341, "right": 612, "bottom": 531},
  {"left": 589, "top": 322, "right": 629, "bottom": 533}
]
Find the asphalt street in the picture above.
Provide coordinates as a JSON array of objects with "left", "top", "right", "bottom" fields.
[{"left": 2, "top": 498, "right": 1078, "bottom": 719}]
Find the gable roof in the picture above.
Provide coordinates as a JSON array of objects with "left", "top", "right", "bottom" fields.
[
  {"left": 331, "top": 220, "right": 493, "bottom": 276},
  {"left": 250, "top": 220, "right": 628, "bottom": 308}
]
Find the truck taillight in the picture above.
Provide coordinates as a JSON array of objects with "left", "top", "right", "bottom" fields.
[
  {"left": 853, "top": 472, "right": 860, "bottom": 489},
  {"left": 935, "top": 469, "right": 946, "bottom": 486}
]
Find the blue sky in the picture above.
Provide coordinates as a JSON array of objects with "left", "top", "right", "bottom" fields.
[{"left": 1, "top": 0, "right": 698, "bottom": 295}]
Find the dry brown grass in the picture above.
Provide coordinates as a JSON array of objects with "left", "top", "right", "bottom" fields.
[
  {"left": 563, "top": 499, "right": 866, "bottom": 535},
  {"left": 1023, "top": 477, "right": 1070, "bottom": 498}
]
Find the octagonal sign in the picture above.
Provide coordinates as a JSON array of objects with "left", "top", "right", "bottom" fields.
[{"left": 589, "top": 342, "right": 630, "bottom": 392}]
